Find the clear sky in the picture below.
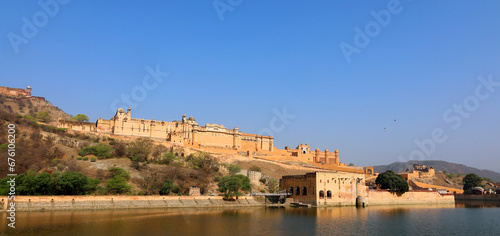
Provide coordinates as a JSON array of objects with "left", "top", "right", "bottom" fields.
[{"left": 1, "top": 1, "right": 500, "bottom": 172}]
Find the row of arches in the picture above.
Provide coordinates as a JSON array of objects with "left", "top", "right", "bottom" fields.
[
  {"left": 288, "top": 187, "right": 308, "bottom": 196},
  {"left": 319, "top": 190, "right": 333, "bottom": 199}
]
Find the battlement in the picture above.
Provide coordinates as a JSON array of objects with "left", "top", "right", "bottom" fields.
[{"left": 0, "top": 85, "right": 32, "bottom": 97}]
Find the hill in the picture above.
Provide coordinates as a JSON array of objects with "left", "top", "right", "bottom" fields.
[
  {"left": 373, "top": 160, "right": 500, "bottom": 182},
  {"left": 0, "top": 94, "right": 72, "bottom": 124}
]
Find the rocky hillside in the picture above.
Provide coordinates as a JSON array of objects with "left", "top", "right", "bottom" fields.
[
  {"left": 0, "top": 94, "right": 72, "bottom": 124},
  {"left": 374, "top": 160, "right": 500, "bottom": 182}
]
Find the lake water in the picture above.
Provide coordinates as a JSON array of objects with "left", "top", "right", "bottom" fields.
[{"left": 1, "top": 201, "right": 500, "bottom": 235}]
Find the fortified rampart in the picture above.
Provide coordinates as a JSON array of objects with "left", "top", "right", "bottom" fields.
[
  {"left": 0, "top": 85, "right": 45, "bottom": 101},
  {"left": 399, "top": 164, "right": 435, "bottom": 180},
  {"left": 0, "top": 196, "right": 264, "bottom": 212}
]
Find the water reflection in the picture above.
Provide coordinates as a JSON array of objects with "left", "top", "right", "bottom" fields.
[
  {"left": 456, "top": 200, "right": 500, "bottom": 208},
  {"left": 0, "top": 203, "right": 498, "bottom": 235}
]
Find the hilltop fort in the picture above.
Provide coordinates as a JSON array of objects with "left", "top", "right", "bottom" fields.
[{"left": 57, "top": 107, "right": 373, "bottom": 175}]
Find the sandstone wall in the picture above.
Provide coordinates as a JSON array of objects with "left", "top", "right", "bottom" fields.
[
  {"left": 0, "top": 196, "right": 264, "bottom": 212},
  {"left": 367, "top": 190, "right": 455, "bottom": 206}
]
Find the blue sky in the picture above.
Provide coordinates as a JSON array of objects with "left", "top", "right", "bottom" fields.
[{"left": 1, "top": 1, "right": 500, "bottom": 172}]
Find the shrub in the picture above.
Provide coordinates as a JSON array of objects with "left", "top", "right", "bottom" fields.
[
  {"left": 259, "top": 178, "right": 267, "bottom": 184},
  {"left": 23, "top": 114, "right": 37, "bottom": 124},
  {"left": 83, "top": 157, "right": 89, "bottom": 161},
  {"left": 91, "top": 156, "right": 97, "bottom": 162},
  {"left": 37, "top": 111, "right": 51, "bottom": 123},
  {"left": 160, "top": 152, "right": 177, "bottom": 165},
  {"left": 127, "top": 138, "right": 153, "bottom": 162},
  {"left": 228, "top": 164, "right": 242, "bottom": 175},
  {"left": 159, "top": 179, "right": 179, "bottom": 195},
  {"left": 107, "top": 167, "right": 130, "bottom": 180},
  {"left": 51, "top": 158, "right": 61, "bottom": 167},
  {"left": 249, "top": 165, "right": 261, "bottom": 172},
  {"left": 76, "top": 156, "right": 82, "bottom": 160},
  {"left": 79, "top": 144, "right": 114, "bottom": 159}
]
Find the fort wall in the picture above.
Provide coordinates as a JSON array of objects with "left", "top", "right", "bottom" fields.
[
  {"left": 0, "top": 86, "right": 31, "bottom": 97},
  {"left": 368, "top": 190, "right": 454, "bottom": 205}
]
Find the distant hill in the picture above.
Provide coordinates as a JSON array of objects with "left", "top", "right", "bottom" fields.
[{"left": 373, "top": 160, "right": 500, "bottom": 182}]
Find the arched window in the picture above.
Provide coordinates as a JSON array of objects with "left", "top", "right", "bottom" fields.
[
  {"left": 319, "top": 190, "right": 325, "bottom": 199},
  {"left": 288, "top": 187, "right": 293, "bottom": 195},
  {"left": 302, "top": 187, "right": 307, "bottom": 196},
  {"left": 327, "top": 190, "right": 332, "bottom": 199},
  {"left": 296, "top": 187, "right": 300, "bottom": 195}
]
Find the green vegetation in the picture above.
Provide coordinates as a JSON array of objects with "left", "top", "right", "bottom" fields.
[
  {"left": 249, "top": 165, "right": 261, "bottom": 172},
  {"left": 0, "top": 170, "right": 100, "bottom": 195},
  {"left": 76, "top": 156, "right": 83, "bottom": 160},
  {"left": 91, "top": 156, "right": 97, "bottom": 162},
  {"left": 79, "top": 144, "right": 114, "bottom": 159},
  {"left": 228, "top": 164, "right": 242, "bottom": 175},
  {"left": 185, "top": 152, "right": 219, "bottom": 172},
  {"left": 72, "top": 114, "right": 89, "bottom": 122},
  {"left": 217, "top": 174, "right": 251, "bottom": 199},
  {"left": 83, "top": 156, "right": 89, "bottom": 161},
  {"left": 375, "top": 170, "right": 409, "bottom": 194},
  {"left": 159, "top": 152, "right": 177, "bottom": 165},
  {"left": 37, "top": 111, "right": 51, "bottom": 123},
  {"left": 266, "top": 178, "right": 279, "bottom": 193},
  {"left": 106, "top": 167, "right": 131, "bottom": 194},
  {"left": 127, "top": 138, "right": 153, "bottom": 163},
  {"left": 463, "top": 173, "right": 483, "bottom": 193},
  {"left": 23, "top": 114, "right": 37, "bottom": 124},
  {"left": 159, "top": 179, "right": 179, "bottom": 195}
]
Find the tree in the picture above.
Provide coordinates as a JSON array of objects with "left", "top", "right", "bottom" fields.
[
  {"left": 37, "top": 111, "right": 51, "bottom": 123},
  {"left": 159, "top": 179, "right": 179, "bottom": 195},
  {"left": 348, "top": 163, "right": 355, "bottom": 166},
  {"left": 127, "top": 138, "right": 154, "bottom": 162},
  {"left": 463, "top": 173, "right": 482, "bottom": 192},
  {"left": 375, "top": 170, "right": 409, "bottom": 194},
  {"left": 217, "top": 174, "right": 252, "bottom": 199},
  {"left": 106, "top": 167, "right": 131, "bottom": 194},
  {"left": 266, "top": 178, "right": 279, "bottom": 193},
  {"left": 72, "top": 114, "right": 89, "bottom": 122},
  {"left": 57, "top": 172, "right": 89, "bottom": 195}
]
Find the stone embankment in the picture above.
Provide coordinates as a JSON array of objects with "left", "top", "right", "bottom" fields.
[
  {"left": 0, "top": 196, "right": 264, "bottom": 212},
  {"left": 367, "top": 190, "right": 455, "bottom": 206},
  {"left": 455, "top": 194, "right": 500, "bottom": 201}
]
